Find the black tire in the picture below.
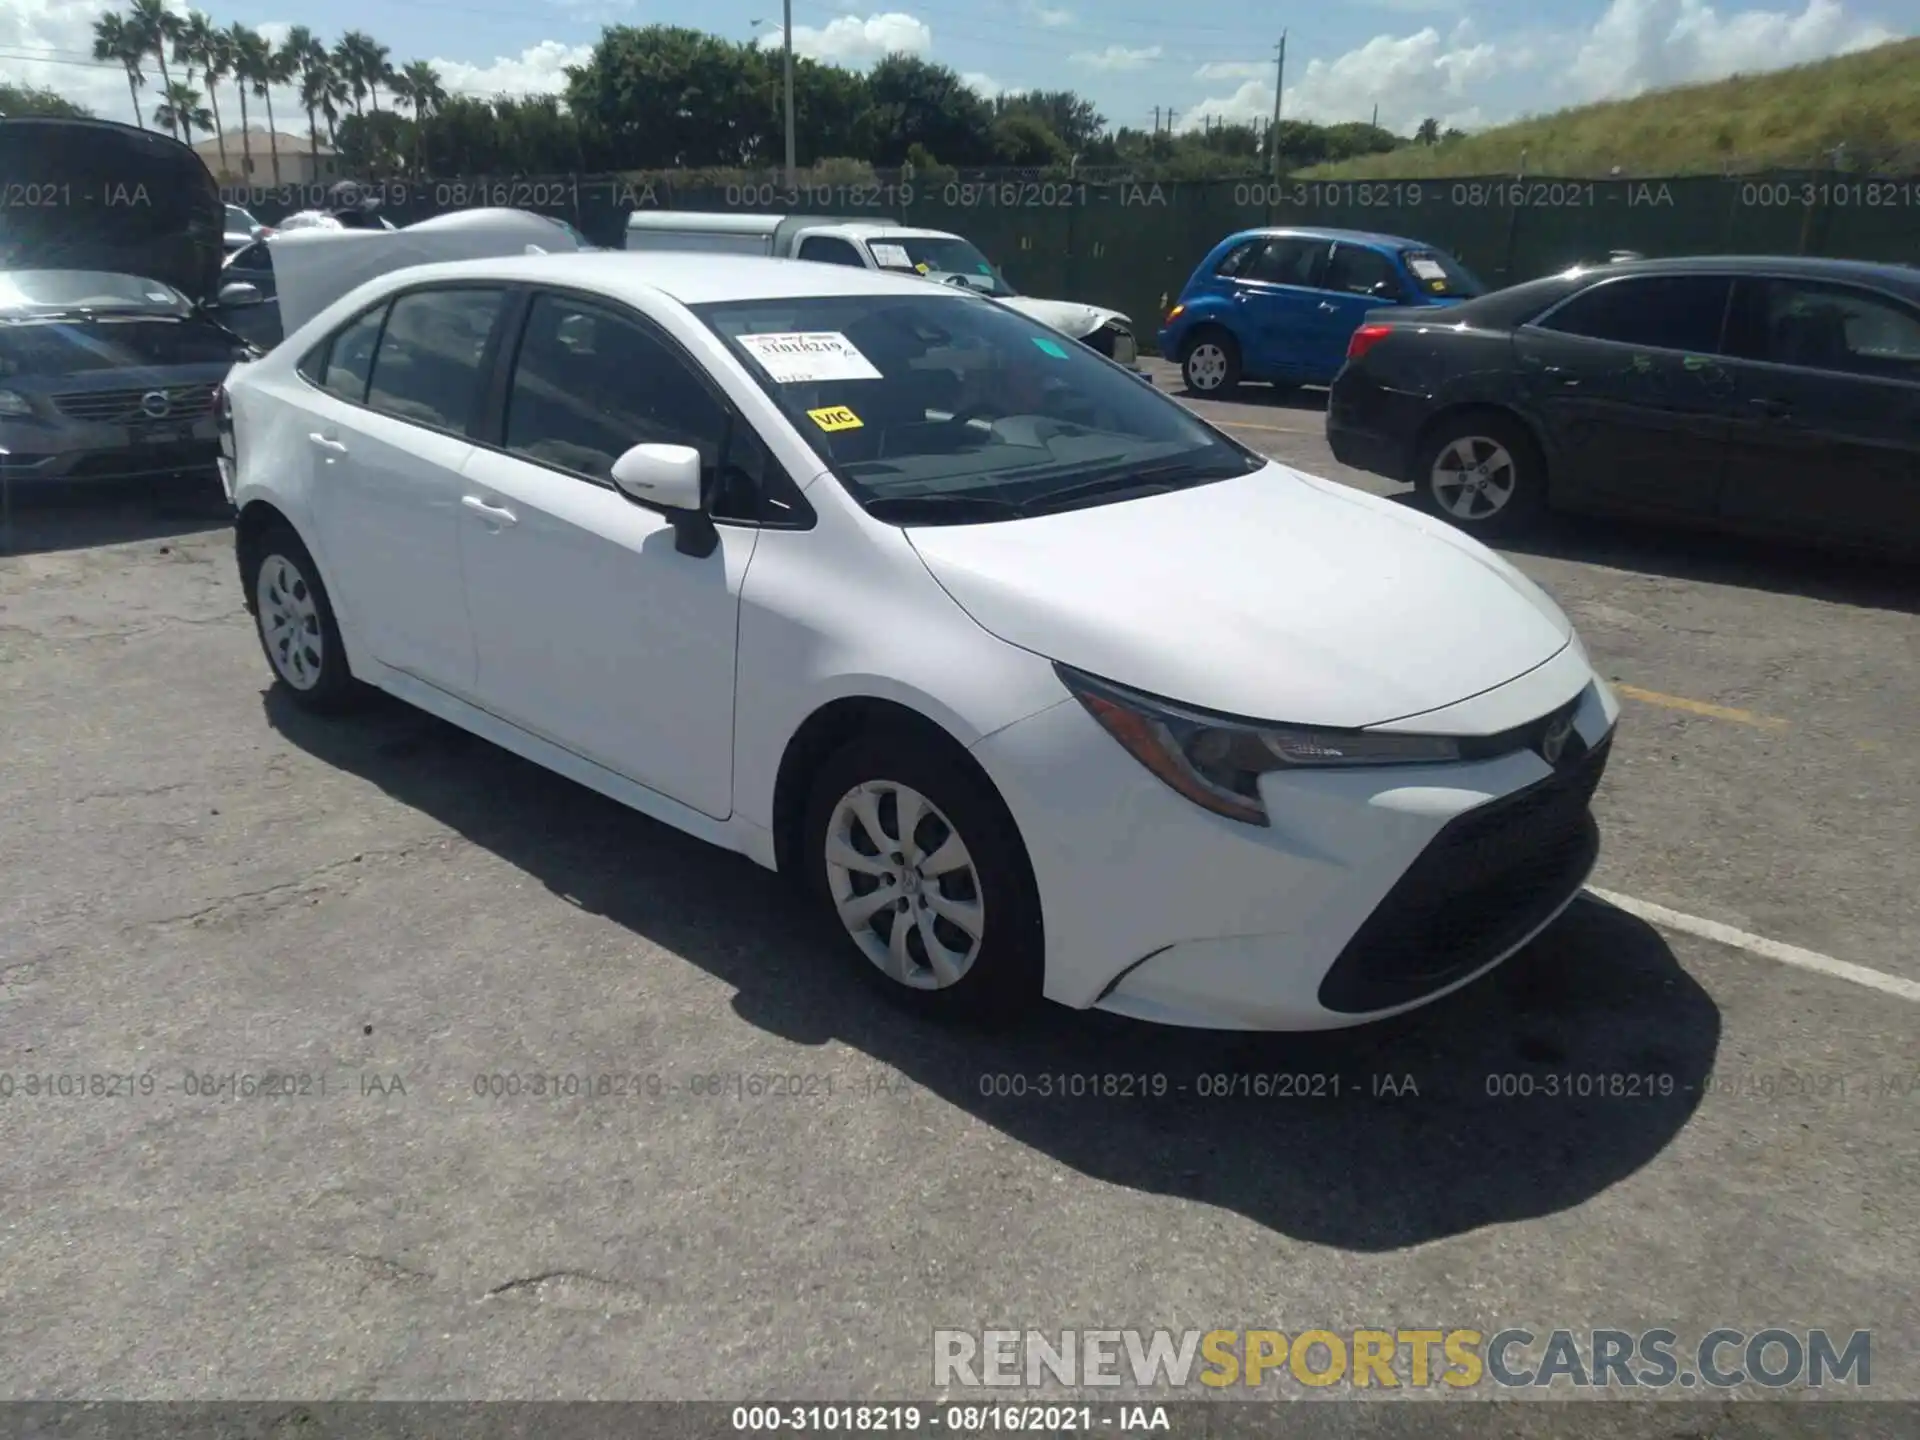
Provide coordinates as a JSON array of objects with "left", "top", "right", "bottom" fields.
[
  {"left": 1414, "top": 412, "right": 1547, "bottom": 539},
  {"left": 1181, "top": 327, "right": 1242, "bottom": 398},
  {"left": 244, "top": 523, "right": 358, "bottom": 713},
  {"left": 802, "top": 727, "right": 1043, "bottom": 1024}
]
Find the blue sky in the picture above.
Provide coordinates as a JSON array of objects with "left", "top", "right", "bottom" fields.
[{"left": 4, "top": 0, "right": 1913, "bottom": 140}]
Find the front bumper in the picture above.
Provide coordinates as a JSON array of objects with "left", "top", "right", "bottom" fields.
[
  {"left": 970, "top": 646, "right": 1618, "bottom": 1030},
  {"left": 0, "top": 420, "right": 220, "bottom": 484}
]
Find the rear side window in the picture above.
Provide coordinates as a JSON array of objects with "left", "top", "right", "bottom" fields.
[
  {"left": 1729, "top": 278, "right": 1920, "bottom": 381},
  {"left": 1535, "top": 275, "right": 1733, "bottom": 353},
  {"left": 309, "top": 305, "right": 388, "bottom": 401},
  {"left": 365, "top": 287, "right": 509, "bottom": 431},
  {"left": 1243, "top": 236, "right": 1328, "bottom": 288},
  {"left": 1324, "top": 243, "right": 1405, "bottom": 299}
]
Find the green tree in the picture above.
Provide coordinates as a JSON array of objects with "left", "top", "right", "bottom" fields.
[
  {"left": 566, "top": 26, "right": 769, "bottom": 170},
  {"left": 990, "top": 111, "right": 1069, "bottom": 166},
  {"left": 282, "top": 27, "right": 333, "bottom": 168},
  {"left": 389, "top": 60, "right": 447, "bottom": 175},
  {"left": 152, "top": 79, "right": 211, "bottom": 142},
  {"left": 0, "top": 82, "right": 93, "bottom": 119},
  {"left": 176, "top": 13, "right": 233, "bottom": 177},
  {"left": 1416, "top": 117, "right": 1441, "bottom": 145},
  {"left": 128, "top": 0, "right": 185, "bottom": 137},
  {"left": 994, "top": 90, "right": 1103, "bottom": 153},
  {"left": 90, "top": 13, "right": 147, "bottom": 129},
  {"left": 860, "top": 54, "right": 994, "bottom": 167},
  {"left": 226, "top": 23, "right": 266, "bottom": 182}
]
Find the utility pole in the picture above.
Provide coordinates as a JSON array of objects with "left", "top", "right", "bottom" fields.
[
  {"left": 1166, "top": 107, "right": 1178, "bottom": 133},
  {"left": 1371, "top": 102, "right": 1378, "bottom": 127},
  {"left": 782, "top": 0, "right": 797, "bottom": 187},
  {"left": 1269, "top": 31, "right": 1287, "bottom": 179},
  {"left": 1152, "top": 105, "right": 1161, "bottom": 134}
]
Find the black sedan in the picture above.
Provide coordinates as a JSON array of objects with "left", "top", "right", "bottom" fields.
[{"left": 1326, "top": 255, "right": 1920, "bottom": 556}]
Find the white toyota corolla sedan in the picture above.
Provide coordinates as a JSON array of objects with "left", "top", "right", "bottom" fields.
[{"left": 219, "top": 250, "right": 1619, "bottom": 1030}]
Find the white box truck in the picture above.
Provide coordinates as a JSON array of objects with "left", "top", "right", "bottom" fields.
[{"left": 624, "top": 210, "right": 1139, "bottom": 369}]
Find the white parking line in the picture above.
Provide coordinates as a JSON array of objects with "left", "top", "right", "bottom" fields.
[{"left": 1585, "top": 887, "right": 1920, "bottom": 1003}]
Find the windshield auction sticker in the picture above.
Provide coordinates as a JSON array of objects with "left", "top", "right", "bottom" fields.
[
  {"left": 807, "top": 406, "right": 865, "bottom": 432},
  {"left": 737, "top": 332, "right": 883, "bottom": 384},
  {"left": 869, "top": 242, "right": 914, "bottom": 269}
]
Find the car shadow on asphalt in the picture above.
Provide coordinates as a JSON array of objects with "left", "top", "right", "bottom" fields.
[
  {"left": 266, "top": 687, "right": 1720, "bottom": 1254},
  {"left": 1382, "top": 493, "right": 1920, "bottom": 615},
  {"left": 0, "top": 472, "right": 232, "bottom": 559}
]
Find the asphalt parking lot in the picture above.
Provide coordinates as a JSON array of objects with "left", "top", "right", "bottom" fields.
[{"left": 2, "top": 374, "right": 1916, "bottom": 1418}]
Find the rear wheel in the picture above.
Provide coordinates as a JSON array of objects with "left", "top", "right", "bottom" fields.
[
  {"left": 1181, "top": 329, "right": 1241, "bottom": 397},
  {"left": 802, "top": 729, "right": 1042, "bottom": 1024},
  {"left": 1415, "top": 414, "right": 1546, "bottom": 539},
  {"left": 246, "top": 524, "right": 358, "bottom": 712}
]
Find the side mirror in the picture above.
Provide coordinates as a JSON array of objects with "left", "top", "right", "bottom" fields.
[
  {"left": 217, "top": 281, "right": 262, "bottom": 307},
  {"left": 610, "top": 442, "right": 716, "bottom": 556}
]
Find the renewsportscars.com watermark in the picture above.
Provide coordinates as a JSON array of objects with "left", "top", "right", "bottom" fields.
[{"left": 933, "top": 1328, "right": 1872, "bottom": 1391}]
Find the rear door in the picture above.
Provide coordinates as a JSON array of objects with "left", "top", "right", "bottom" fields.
[
  {"left": 1228, "top": 235, "right": 1333, "bottom": 381},
  {"left": 1313, "top": 241, "right": 1413, "bottom": 381},
  {"left": 1717, "top": 275, "right": 1920, "bottom": 547},
  {"left": 1513, "top": 272, "right": 1737, "bottom": 519}
]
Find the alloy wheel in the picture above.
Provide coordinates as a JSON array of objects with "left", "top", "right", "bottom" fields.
[
  {"left": 824, "top": 780, "right": 985, "bottom": 990},
  {"left": 1430, "top": 436, "right": 1518, "bottom": 521}
]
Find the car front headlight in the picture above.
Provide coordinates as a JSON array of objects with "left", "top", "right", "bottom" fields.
[
  {"left": 1056, "top": 665, "right": 1464, "bottom": 826},
  {"left": 0, "top": 389, "right": 32, "bottom": 417}
]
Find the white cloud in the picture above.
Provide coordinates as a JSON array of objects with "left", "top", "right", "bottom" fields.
[
  {"left": 1071, "top": 44, "right": 1162, "bottom": 71},
  {"left": 1023, "top": 2, "right": 1075, "bottom": 25},
  {"left": 1194, "top": 61, "right": 1269, "bottom": 81},
  {"left": 429, "top": 40, "right": 594, "bottom": 98},
  {"left": 1184, "top": 0, "right": 1897, "bottom": 136},
  {"left": 1566, "top": 0, "right": 1895, "bottom": 100},
  {"left": 963, "top": 71, "right": 1006, "bottom": 98},
  {"left": 758, "top": 13, "right": 934, "bottom": 67}
]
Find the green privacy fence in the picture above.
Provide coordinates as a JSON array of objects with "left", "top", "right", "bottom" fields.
[{"left": 236, "top": 171, "right": 1920, "bottom": 339}]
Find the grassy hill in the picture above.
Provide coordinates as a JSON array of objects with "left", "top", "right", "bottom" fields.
[{"left": 1305, "top": 37, "right": 1920, "bottom": 179}]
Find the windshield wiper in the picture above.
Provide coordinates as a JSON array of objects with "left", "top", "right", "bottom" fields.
[
  {"left": 864, "top": 492, "right": 1032, "bottom": 524},
  {"left": 1022, "top": 459, "right": 1238, "bottom": 516}
]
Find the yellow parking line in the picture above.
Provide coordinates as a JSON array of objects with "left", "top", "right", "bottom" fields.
[{"left": 1614, "top": 684, "right": 1790, "bottom": 730}]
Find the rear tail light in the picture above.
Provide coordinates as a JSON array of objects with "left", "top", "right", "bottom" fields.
[
  {"left": 214, "top": 384, "right": 235, "bottom": 461},
  {"left": 1347, "top": 323, "right": 1393, "bottom": 361}
]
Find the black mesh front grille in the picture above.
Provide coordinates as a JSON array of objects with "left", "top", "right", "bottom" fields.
[{"left": 1317, "top": 736, "right": 1611, "bottom": 1015}]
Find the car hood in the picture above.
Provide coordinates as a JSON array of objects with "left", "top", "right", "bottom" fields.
[
  {"left": 995, "top": 295, "right": 1130, "bottom": 339},
  {"left": 272, "top": 207, "right": 585, "bottom": 337},
  {"left": 904, "top": 462, "right": 1572, "bottom": 728},
  {"left": 0, "top": 118, "right": 223, "bottom": 303}
]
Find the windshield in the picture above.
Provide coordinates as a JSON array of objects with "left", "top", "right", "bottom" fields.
[
  {"left": 225, "top": 205, "right": 257, "bottom": 231},
  {"left": 697, "top": 292, "right": 1262, "bottom": 524},
  {"left": 1400, "top": 247, "right": 1483, "bottom": 299},
  {"left": 0, "top": 270, "right": 189, "bottom": 316},
  {"left": 868, "top": 235, "right": 1018, "bottom": 298}
]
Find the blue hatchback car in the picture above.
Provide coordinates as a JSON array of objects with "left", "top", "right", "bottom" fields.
[{"left": 1159, "top": 227, "right": 1484, "bottom": 396}]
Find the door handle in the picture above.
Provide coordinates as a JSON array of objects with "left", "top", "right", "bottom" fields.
[
  {"left": 461, "top": 495, "right": 519, "bottom": 525},
  {"left": 1749, "top": 396, "right": 1792, "bottom": 420},
  {"left": 307, "top": 431, "right": 347, "bottom": 454},
  {"left": 1540, "top": 365, "right": 1579, "bottom": 387},
  {"left": 1318, "top": 301, "right": 1338, "bottom": 312}
]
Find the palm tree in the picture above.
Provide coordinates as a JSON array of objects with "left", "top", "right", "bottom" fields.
[
  {"left": 389, "top": 60, "right": 445, "bottom": 175},
  {"left": 283, "top": 27, "right": 331, "bottom": 174},
  {"left": 176, "top": 13, "right": 233, "bottom": 178},
  {"left": 90, "top": 13, "right": 147, "bottom": 129},
  {"left": 153, "top": 80, "right": 212, "bottom": 143},
  {"left": 225, "top": 22, "right": 265, "bottom": 184},
  {"left": 252, "top": 39, "right": 295, "bottom": 185},
  {"left": 334, "top": 31, "right": 392, "bottom": 117},
  {"left": 1415, "top": 117, "right": 1441, "bottom": 146},
  {"left": 128, "top": 0, "right": 184, "bottom": 137}
]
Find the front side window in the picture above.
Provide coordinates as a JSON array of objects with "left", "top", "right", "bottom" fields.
[
  {"left": 1323, "top": 243, "right": 1405, "bottom": 300},
  {"left": 314, "top": 305, "right": 387, "bottom": 401},
  {"left": 798, "top": 236, "right": 867, "bottom": 268},
  {"left": 1400, "top": 247, "right": 1483, "bottom": 298},
  {"left": 364, "top": 287, "right": 508, "bottom": 431},
  {"left": 1535, "top": 275, "right": 1732, "bottom": 353},
  {"left": 504, "top": 293, "right": 729, "bottom": 483},
  {"left": 696, "top": 291, "right": 1263, "bottom": 524},
  {"left": 1736, "top": 278, "right": 1920, "bottom": 381}
]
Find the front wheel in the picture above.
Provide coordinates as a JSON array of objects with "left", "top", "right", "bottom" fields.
[
  {"left": 1415, "top": 415, "right": 1546, "bottom": 538},
  {"left": 802, "top": 730, "right": 1042, "bottom": 1023}
]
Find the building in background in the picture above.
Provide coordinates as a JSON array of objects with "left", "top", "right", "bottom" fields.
[{"left": 190, "top": 129, "right": 339, "bottom": 187}]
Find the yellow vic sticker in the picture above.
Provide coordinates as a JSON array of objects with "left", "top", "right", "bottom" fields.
[{"left": 808, "top": 405, "right": 864, "bottom": 432}]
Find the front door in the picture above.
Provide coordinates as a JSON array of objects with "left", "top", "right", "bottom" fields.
[
  {"left": 304, "top": 286, "right": 508, "bottom": 695},
  {"left": 1717, "top": 275, "right": 1920, "bottom": 546},
  {"left": 1513, "top": 272, "right": 1737, "bottom": 518},
  {"left": 1312, "top": 241, "right": 1410, "bottom": 382},
  {"left": 456, "top": 290, "right": 754, "bottom": 821}
]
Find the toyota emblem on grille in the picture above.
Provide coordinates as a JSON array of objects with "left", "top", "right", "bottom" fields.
[
  {"left": 1539, "top": 714, "right": 1575, "bottom": 765},
  {"left": 140, "top": 391, "right": 172, "bottom": 419}
]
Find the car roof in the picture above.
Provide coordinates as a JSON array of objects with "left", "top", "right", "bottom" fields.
[
  {"left": 1230, "top": 226, "right": 1431, "bottom": 250},
  {"left": 1568, "top": 253, "right": 1920, "bottom": 292},
  {"left": 356, "top": 250, "right": 967, "bottom": 305}
]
